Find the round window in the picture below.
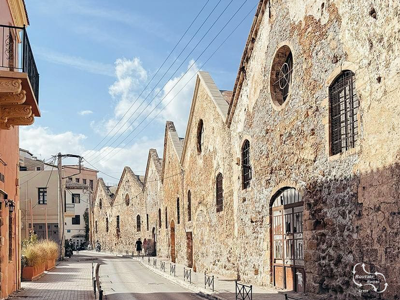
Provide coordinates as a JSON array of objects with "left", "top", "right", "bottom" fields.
[{"left": 270, "top": 45, "right": 293, "bottom": 106}]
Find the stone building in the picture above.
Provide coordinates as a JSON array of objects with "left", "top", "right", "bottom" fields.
[{"left": 93, "top": 1, "right": 400, "bottom": 299}]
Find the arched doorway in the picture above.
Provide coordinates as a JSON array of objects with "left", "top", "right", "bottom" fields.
[
  {"left": 271, "top": 188, "right": 304, "bottom": 292},
  {"left": 170, "top": 220, "right": 176, "bottom": 263},
  {"left": 152, "top": 227, "right": 157, "bottom": 256}
]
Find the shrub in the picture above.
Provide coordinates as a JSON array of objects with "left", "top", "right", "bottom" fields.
[{"left": 22, "top": 239, "right": 59, "bottom": 267}]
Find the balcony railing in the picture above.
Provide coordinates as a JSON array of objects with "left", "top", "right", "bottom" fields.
[
  {"left": 66, "top": 203, "right": 75, "bottom": 213},
  {"left": 0, "top": 24, "right": 39, "bottom": 103}
]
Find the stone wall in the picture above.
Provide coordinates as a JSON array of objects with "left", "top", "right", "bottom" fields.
[{"left": 92, "top": 0, "right": 400, "bottom": 298}]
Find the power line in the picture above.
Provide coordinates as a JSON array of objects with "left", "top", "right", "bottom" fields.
[
  {"left": 86, "top": 0, "right": 235, "bottom": 163},
  {"left": 90, "top": 1, "right": 253, "bottom": 165},
  {"left": 84, "top": 0, "right": 216, "bottom": 160},
  {"left": 82, "top": 158, "right": 122, "bottom": 181}
]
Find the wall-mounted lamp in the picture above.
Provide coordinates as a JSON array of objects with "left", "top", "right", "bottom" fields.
[{"left": 5, "top": 199, "right": 15, "bottom": 213}]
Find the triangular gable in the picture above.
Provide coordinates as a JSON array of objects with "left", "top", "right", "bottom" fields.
[
  {"left": 143, "top": 149, "right": 163, "bottom": 187},
  {"left": 227, "top": 0, "right": 268, "bottom": 127},
  {"left": 161, "top": 121, "right": 184, "bottom": 182},
  {"left": 93, "top": 178, "right": 113, "bottom": 207},
  {"left": 111, "top": 166, "right": 144, "bottom": 205},
  {"left": 180, "top": 71, "right": 229, "bottom": 164}
]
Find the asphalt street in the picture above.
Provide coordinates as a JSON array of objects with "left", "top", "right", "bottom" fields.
[{"left": 98, "top": 255, "right": 203, "bottom": 300}]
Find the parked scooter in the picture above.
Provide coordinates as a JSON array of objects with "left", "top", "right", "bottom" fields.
[{"left": 95, "top": 241, "right": 101, "bottom": 252}]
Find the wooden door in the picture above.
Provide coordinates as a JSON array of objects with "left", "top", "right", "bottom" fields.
[
  {"left": 186, "top": 232, "right": 193, "bottom": 268},
  {"left": 170, "top": 220, "right": 176, "bottom": 263}
]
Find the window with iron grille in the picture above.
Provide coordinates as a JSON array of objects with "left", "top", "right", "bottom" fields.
[
  {"left": 197, "top": 119, "right": 204, "bottom": 153},
  {"left": 177, "top": 198, "right": 180, "bottom": 224},
  {"left": 38, "top": 187, "right": 47, "bottom": 204},
  {"left": 329, "top": 70, "right": 358, "bottom": 155},
  {"left": 158, "top": 209, "right": 161, "bottom": 228},
  {"left": 241, "top": 140, "right": 252, "bottom": 189},
  {"left": 165, "top": 207, "right": 168, "bottom": 229},
  {"left": 137, "top": 215, "right": 141, "bottom": 232},
  {"left": 187, "top": 190, "right": 192, "bottom": 221},
  {"left": 216, "top": 173, "right": 223, "bottom": 212}
]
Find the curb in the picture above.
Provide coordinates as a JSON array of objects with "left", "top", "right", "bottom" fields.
[{"left": 134, "top": 258, "right": 223, "bottom": 300}]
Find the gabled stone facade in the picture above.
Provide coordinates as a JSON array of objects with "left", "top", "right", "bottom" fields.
[{"left": 92, "top": 1, "right": 400, "bottom": 298}]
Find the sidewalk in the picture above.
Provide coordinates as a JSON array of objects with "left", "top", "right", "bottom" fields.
[
  {"left": 10, "top": 253, "right": 96, "bottom": 300},
  {"left": 133, "top": 256, "right": 303, "bottom": 300}
]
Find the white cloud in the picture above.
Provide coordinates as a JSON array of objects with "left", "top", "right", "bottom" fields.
[
  {"left": 158, "top": 60, "right": 199, "bottom": 135},
  {"left": 92, "top": 58, "right": 198, "bottom": 140},
  {"left": 35, "top": 47, "right": 114, "bottom": 77},
  {"left": 78, "top": 110, "right": 93, "bottom": 116},
  {"left": 91, "top": 57, "right": 149, "bottom": 136},
  {"left": 82, "top": 137, "right": 164, "bottom": 183},
  {"left": 20, "top": 126, "right": 87, "bottom": 160},
  {"left": 20, "top": 126, "right": 162, "bottom": 184}
]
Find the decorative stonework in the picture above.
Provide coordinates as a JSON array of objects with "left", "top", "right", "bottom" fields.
[
  {"left": 0, "top": 79, "right": 22, "bottom": 94},
  {"left": 0, "top": 78, "right": 35, "bottom": 129},
  {"left": 0, "top": 105, "right": 32, "bottom": 123},
  {"left": 0, "top": 91, "right": 26, "bottom": 105}
]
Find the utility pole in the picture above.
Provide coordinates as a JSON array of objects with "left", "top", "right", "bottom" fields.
[
  {"left": 57, "top": 153, "right": 64, "bottom": 260},
  {"left": 57, "top": 153, "right": 83, "bottom": 260},
  {"left": 30, "top": 199, "right": 33, "bottom": 237},
  {"left": 45, "top": 207, "right": 48, "bottom": 240}
]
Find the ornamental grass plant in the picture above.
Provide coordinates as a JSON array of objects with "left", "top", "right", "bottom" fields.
[{"left": 22, "top": 236, "right": 59, "bottom": 267}]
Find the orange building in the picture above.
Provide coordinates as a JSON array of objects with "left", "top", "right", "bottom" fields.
[{"left": 0, "top": 0, "right": 40, "bottom": 298}]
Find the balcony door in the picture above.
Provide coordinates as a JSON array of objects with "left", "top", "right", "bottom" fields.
[{"left": 272, "top": 188, "right": 305, "bottom": 292}]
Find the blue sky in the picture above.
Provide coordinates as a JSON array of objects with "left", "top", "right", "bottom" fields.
[{"left": 20, "top": 0, "right": 257, "bottom": 184}]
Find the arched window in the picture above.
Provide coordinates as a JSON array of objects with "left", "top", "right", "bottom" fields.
[
  {"left": 95, "top": 220, "right": 98, "bottom": 234},
  {"left": 197, "top": 119, "right": 204, "bottom": 153},
  {"left": 125, "top": 194, "right": 130, "bottom": 206},
  {"left": 216, "top": 173, "right": 223, "bottom": 212},
  {"left": 158, "top": 208, "right": 162, "bottom": 228},
  {"left": 106, "top": 218, "right": 109, "bottom": 232},
  {"left": 187, "top": 190, "right": 192, "bottom": 221},
  {"left": 241, "top": 140, "right": 252, "bottom": 189},
  {"left": 146, "top": 214, "right": 149, "bottom": 231},
  {"left": 177, "top": 198, "right": 180, "bottom": 224},
  {"left": 99, "top": 198, "right": 102, "bottom": 209},
  {"left": 329, "top": 70, "right": 358, "bottom": 155},
  {"left": 165, "top": 207, "right": 168, "bottom": 229},
  {"left": 136, "top": 215, "right": 141, "bottom": 232}
]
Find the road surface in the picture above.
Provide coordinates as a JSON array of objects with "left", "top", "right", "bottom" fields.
[{"left": 98, "top": 255, "right": 202, "bottom": 300}]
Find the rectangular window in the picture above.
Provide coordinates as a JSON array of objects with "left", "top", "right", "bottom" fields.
[
  {"left": 106, "top": 218, "right": 109, "bottom": 232},
  {"left": 83, "top": 179, "right": 87, "bottom": 185},
  {"left": 146, "top": 214, "right": 149, "bottom": 231},
  {"left": 116, "top": 215, "right": 120, "bottom": 230},
  {"left": 72, "top": 215, "right": 80, "bottom": 225},
  {"left": 36, "top": 166, "right": 41, "bottom": 171},
  {"left": 38, "top": 188, "right": 47, "bottom": 205},
  {"left": 72, "top": 194, "right": 80, "bottom": 204},
  {"left": 89, "top": 180, "right": 94, "bottom": 190},
  {"left": 95, "top": 221, "right": 98, "bottom": 233},
  {"left": 75, "top": 178, "right": 80, "bottom": 183}
]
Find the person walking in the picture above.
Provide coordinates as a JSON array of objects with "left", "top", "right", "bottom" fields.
[
  {"left": 135, "top": 238, "right": 143, "bottom": 256},
  {"left": 143, "top": 238, "right": 148, "bottom": 256}
]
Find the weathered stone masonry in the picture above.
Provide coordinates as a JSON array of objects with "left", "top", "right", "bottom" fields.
[{"left": 93, "top": 1, "right": 400, "bottom": 299}]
